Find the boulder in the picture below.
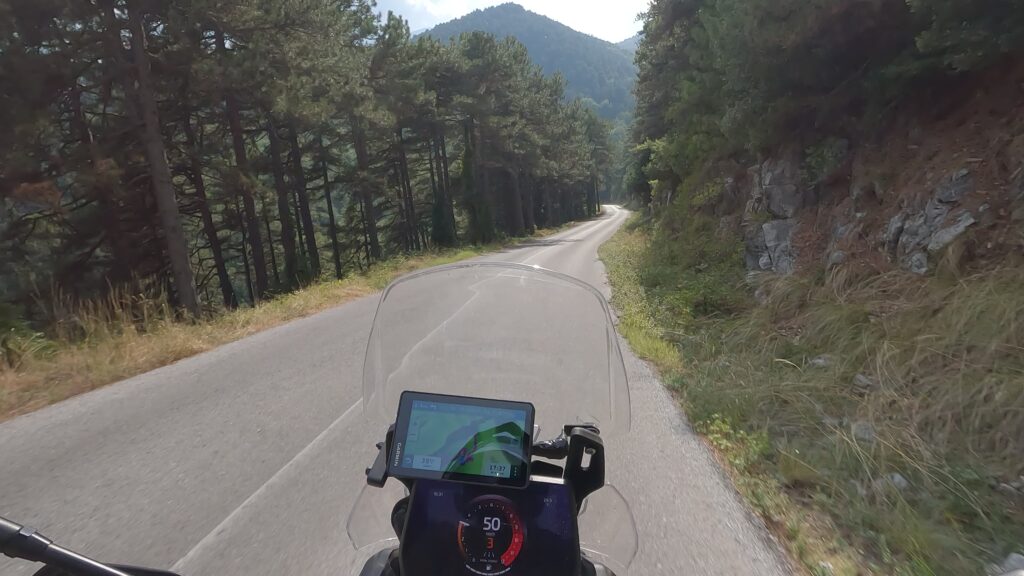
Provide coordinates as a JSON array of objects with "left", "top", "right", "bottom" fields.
[
  {"left": 762, "top": 156, "right": 804, "bottom": 218},
  {"left": 853, "top": 373, "right": 879, "bottom": 394},
  {"left": 927, "top": 211, "right": 976, "bottom": 254},
  {"left": 896, "top": 212, "right": 939, "bottom": 274},
  {"left": 883, "top": 212, "right": 907, "bottom": 256},
  {"left": 763, "top": 219, "right": 798, "bottom": 275},
  {"left": 827, "top": 250, "right": 848, "bottom": 269},
  {"left": 882, "top": 168, "right": 980, "bottom": 274},
  {"left": 907, "top": 251, "right": 929, "bottom": 275},
  {"left": 925, "top": 196, "right": 951, "bottom": 229},
  {"left": 897, "top": 212, "right": 930, "bottom": 258},
  {"left": 934, "top": 168, "right": 973, "bottom": 204}
]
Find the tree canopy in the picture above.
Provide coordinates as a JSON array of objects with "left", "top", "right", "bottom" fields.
[
  {"left": 0, "top": 0, "right": 613, "bottom": 329},
  {"left": 627, "top": 0, "right": 1024, "bottom": 206}
]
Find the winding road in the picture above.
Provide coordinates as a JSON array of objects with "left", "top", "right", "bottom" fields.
[{"left": 0, "top": 206, "right": 792, "bottom": 576}]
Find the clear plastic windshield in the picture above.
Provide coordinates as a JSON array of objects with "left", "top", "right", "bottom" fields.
[
  {"left": 349, "top": 263, "right": 637, "bottom": 575},
  {"left": 361, "top": 263, "right": 631, "bottom": 438}
]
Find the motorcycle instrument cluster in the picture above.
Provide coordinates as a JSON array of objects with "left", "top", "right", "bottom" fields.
[{"left": 401, "top": 479, "right": 579, "bottom": 576}]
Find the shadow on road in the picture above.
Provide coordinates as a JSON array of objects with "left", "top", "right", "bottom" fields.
[{"left": 499, "top": 238, "right": 582, "bottom": 252}]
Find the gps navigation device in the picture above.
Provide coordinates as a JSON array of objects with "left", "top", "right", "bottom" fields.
[{"left": 390, "top": 392, "right": 535, "bottom": 488}]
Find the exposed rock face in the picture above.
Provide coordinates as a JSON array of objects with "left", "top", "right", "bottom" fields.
[
  {"left": 763, "top": 219, "right": 798, "bottom": 274},
  {"left": 744, "top": 224, "right": 771, "bottom": 271},
  {"left": 928, "top": 212, "right": 977, "bottom": 254},
  {"left": 740, "top": 158, "right": 981, "bottom": 277},
  {"left": 743, "top": 154, "right": 803, "bottom": 275},
  {"left": 761, "top": 156, "right": 804, "bottom": 219},
  {"left": 934, "top": 168, "right": 973, "bottom": 203},
  {"left": 887, "top": 168, "right": 978, "bottom": 274}
]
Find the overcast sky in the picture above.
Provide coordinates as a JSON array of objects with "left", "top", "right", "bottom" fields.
[{"left": 373, "top": 0, "right": 649, "bottom": 43}]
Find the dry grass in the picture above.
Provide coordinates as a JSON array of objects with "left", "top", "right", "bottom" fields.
[{"left": 0, "top": 235, "right": 561, "bottom": 422}]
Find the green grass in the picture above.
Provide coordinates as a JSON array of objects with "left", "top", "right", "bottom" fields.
[{"left": 600, "top": 214, "right": 1024, "bottom": 575}]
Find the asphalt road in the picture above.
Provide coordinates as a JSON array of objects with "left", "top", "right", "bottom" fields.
[{"left": 0, "top": 206, "right": 792, "bottom": 576}]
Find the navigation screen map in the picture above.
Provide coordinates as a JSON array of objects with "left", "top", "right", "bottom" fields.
[{"left": 402, "top": 398, "right": 530, "bottom": 483}]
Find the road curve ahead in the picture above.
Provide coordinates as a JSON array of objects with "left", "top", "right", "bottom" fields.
[{"left": 0, "top": 206, "right": 792, "bottom": 576}]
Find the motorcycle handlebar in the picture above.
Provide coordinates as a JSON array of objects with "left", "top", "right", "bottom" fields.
[{"left": 1, "top": 516, "right": 133, "bottom": 576}]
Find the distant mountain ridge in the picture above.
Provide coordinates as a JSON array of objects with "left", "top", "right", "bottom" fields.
[
  {"left": 617, "top": 34, "right": 641, "bottom": 55},
  {"left": 423, "top": 3, "right": 636, "bottom": 120}
]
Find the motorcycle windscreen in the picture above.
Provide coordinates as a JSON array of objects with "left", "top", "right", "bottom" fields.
[
  {"left": 578, "top": 484, "right": 639, "bottom": 575},
  {"left": 360, "top": 263, "right": 631, "bottom": 439}
]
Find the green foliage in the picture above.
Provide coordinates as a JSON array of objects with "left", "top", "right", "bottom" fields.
[
  {"left": 641, "top": 197, "right": 748, "bottom": 323},
  {"left": 909, "top": 0, "right": 1024, "bottom": 72},
  {"left": 628, "top": 0, "right": 1024, "bottom": 209}
]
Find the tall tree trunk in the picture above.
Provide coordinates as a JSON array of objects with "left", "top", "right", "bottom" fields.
[
  {"left": 543, "top": 185, "right": 556, "bottom": 227},
  {"left": 237, "top": 197, "right": 254, "bottom": 305},
  {"left": 287, "top": 123, "right": 320, "bottom": 277},
  {"left": 263, "top": 209, "right": 281, "bottom": 287},
  {"left": 396, "top": 128, "right": 421, "bottom": 250},
  {"left": 217, "top": 28, "right": 268, "bottom": 300},
  {"left": 428, "top": 136, "right": 454, "bottom": 247},
  {"left": 357, "top": 193, "right": 372, "bottom": 267},
  {"left": 318, "top": 136, "right": 343, "bottom": 279},
  {"left": 266, "top": 117, "right": 299, "bottom": 289},
  {"left": 507, "top": 168, "right": 526, "bottom": 237},
  {"left": 182, "top": 104, "right": 237, "bottom": 309},
  {"left": 293, "top": 195, "right": 308, "bottom": 264},
  {"left": 126, "top": 2, "right": 200, "bottom": 316},
  {"left": 522, "top": 172, "right": 536, "bottom": 234},
  {"left": 393, "top": 160, "right": 412, "bottom": 251},
  {"left": 352, "top": 119, "right": 381, "bottom": 260},
  {"left": 438, "top": 130, "right": 457, "bottom": 240}
]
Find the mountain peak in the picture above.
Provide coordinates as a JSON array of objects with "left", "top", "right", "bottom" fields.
[{"left": 423, "top": 4, "right": 637, "bottom": 119}]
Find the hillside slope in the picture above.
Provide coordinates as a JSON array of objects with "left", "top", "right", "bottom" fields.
[
  {"left": 617, "top": 34, "right": 641, "bottom": 54},
  {"left": 424, "top": 3, "right": 636, "bottom": 119},
  {"left": 622, "top": 0, "right": 1024, "bottom": 574}
]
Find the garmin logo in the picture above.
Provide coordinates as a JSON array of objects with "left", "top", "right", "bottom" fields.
[{"left": 393, "top": 442, "right": 403, "bottom": 467}]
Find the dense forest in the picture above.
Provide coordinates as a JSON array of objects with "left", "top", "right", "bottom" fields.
[
  {"left": 424, "top": 3, "right": 637, "bottom": 120},
  {"left": 627, "top": 0, "right": 1024, "bottom": 205},
  {"left": 0, "top": 0, "right": 612, "bottom": 326}
]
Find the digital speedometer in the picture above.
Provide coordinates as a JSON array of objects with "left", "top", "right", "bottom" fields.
[{"left": 457, "top": 496, "right": 525, "bottom": 575}]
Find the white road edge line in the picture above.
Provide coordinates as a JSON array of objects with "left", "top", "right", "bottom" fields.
[{"left": 170, "top": 399, "right": 363, "bottom": 572}]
